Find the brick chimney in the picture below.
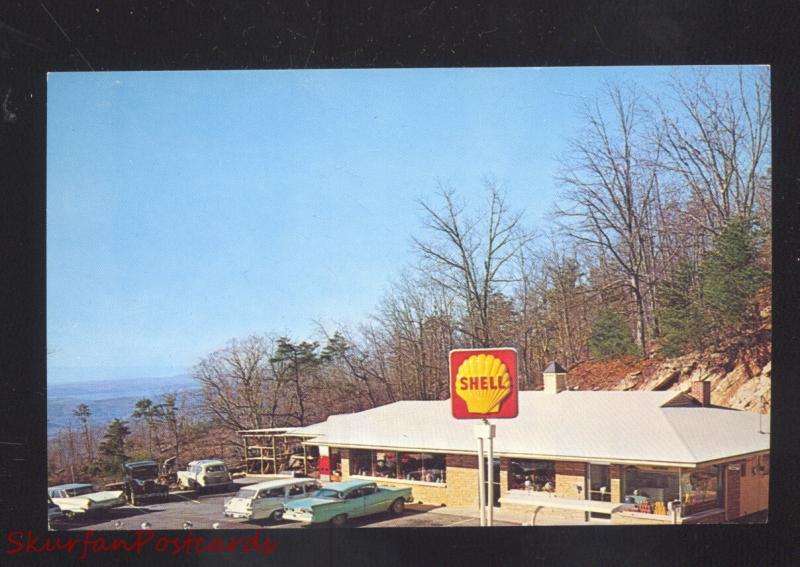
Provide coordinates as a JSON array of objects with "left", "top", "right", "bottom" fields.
[
  {"left": 691, "top": 380, "right": 711, "bottom": 406},
  {"left": 543, "top": 362, "right": 567, "bottom": 394}
]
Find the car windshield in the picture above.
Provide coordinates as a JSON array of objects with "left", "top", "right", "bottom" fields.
[
  {"left": 206, "top": 465, "right": 225, "bottom": 472},
  {"left": 235, "top": 489, "right": 257, "bottom": 499},
  {"left": 314, "top": 489, "right": 341, "bottom": 499},
  {"left": 65, "top": 486, "right": 94, "bottom": 496},
  {"left": 129, "top": 466, "right": 158, "bottom": 480}
]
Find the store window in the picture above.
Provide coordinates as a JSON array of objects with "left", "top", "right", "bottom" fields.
[
  {"left": 375, "top": 452, "right": 398, "bottom": 478},
  {"left": 350, "top": 449, "right": 374, "bottom": 477},
  {"left": 508, "top": 460, "right": 555, "bottom": 491},
  {"left": 398, "top": 452, "right": 446, "bottom": 483},
  {"left": 681, "top": 465, "right": 722, "bottom": 514},
  {"left": 623, "top": 467, "right": 680, "bottom": 515}
]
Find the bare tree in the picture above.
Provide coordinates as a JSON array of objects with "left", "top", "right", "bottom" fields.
[
  {"left": 657, "top": 67, "right": 771, "bottom": 235},
  {"left": 376, "top": 273, "right": 459, "bottom": 400},
  {"left": 556, "top": 84, "right": 662, "bottom": 355},
  {"left": 193, "top": 335, "right": 284, "bottom": 431},
  {"left": 414, "top": 183, "right": 533, "bottom": 347}
]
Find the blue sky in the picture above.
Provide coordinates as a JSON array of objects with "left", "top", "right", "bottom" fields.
[{"left": 46, "top": 66, "right": 759, "bottom": 382}]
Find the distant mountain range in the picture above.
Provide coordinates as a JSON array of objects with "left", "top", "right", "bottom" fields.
[{"left": 47, "top": 374, "right": 199, "bottom": 438}]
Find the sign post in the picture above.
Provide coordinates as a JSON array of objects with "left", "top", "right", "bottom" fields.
[
  {"left": 474, "top": 420, "right": 496, "bottom": 525},
  {"left": 476, "top": 432, "right": 485, "bottom": 526},
  {"left": 451, "top": 348, "right": 517, "bottom": 527}
]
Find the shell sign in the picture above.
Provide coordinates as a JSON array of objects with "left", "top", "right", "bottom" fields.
[{"left": 450, "top": 348, "right": 518, "bottom": 419}]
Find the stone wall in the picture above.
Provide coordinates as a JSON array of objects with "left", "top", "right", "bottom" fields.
[
  {"left": 681, "top": 510, "right": 726, "bottom": 524},
  {"left": 555, "top": 461, "right": 586, "bottom": 499},
  {"left": 612, "top": 513, "right": 673, "bottom": 525},
  {"left": 500, "top": 502, "right": 586, "bottom": 524}
]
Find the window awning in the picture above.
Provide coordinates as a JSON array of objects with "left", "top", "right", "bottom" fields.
[{"left": 500, "top": 491, "right": 626, "bottom": 515}]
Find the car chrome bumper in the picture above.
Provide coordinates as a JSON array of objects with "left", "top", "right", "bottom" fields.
[
  {"left": 282, "top": 511, "right": 314, "bottom": 523},
  {"left": 224, "top": 511, "right": 253, "bottom": 520}
]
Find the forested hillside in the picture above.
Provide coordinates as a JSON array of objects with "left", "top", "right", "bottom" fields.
[{"left": 48, "top": 67, "right": 771, "bottom": 486}]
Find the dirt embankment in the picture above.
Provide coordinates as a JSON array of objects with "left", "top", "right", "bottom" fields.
[{"left": 567, "top": 301, "right": 771, "bottom": 413}]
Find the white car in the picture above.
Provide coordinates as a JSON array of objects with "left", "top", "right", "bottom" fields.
[
  {"left": 224, "top": 478, "right": 321, "bottom": 522},
  {"left": 48, "top": 483, "right": 126, "bottom": 519},
  {"left": 176, "top": 459, "right": 232, "bottom": 490}
]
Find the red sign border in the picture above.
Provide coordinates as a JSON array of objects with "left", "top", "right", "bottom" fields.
[{"left": 449, "top": 347, "right": 518, "bottom": 419}]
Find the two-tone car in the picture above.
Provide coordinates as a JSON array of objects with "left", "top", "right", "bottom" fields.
[
  {"left": 282, "top": 479, "right": 413, "bottom": 527},
  {"left": 48, "top": 483, "right": 126, "bottom": 519},
  {"left": 224, "top": 478, "right": 320, "bottom": 522}
]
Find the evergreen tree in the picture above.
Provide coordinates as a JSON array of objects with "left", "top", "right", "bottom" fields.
[
  {"left": 98, "top": 418, "right": 130, "bottom": 476},
  {"left": 588, "top": 308, "right": 637, "bottom": 359},
  {"left": 72, "top": 403, "right": 94, "bottom": 462},
  {"left": 155, "top": 394, "right": 181, "bottom": 468},
  {"left": 657, "top": 260, "right": 705, "bottom": 356},
  {"left": 702, "top": 216, "right": 768, "bottom": 327},
  {"left": 270, "top": 338, "right": 322, "bottom": 426}
]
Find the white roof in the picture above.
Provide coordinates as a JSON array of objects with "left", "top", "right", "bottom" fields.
[{"left": 297, "top": 391, "right": 770, "bottom": 467}]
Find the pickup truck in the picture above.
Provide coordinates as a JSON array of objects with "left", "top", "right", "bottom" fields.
[
  {"left": 48, "top": 483, "right": 126, "bottom": 519},
  {"left": 282, "top": 479, "right": 412, "bottom": 527},
  {"left": 176, "top": 459, "right": 231, "bottom": 490}
]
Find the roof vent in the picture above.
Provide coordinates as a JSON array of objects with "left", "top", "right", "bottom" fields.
[{"left": 543, "top": 362, "right": 567, "bottom": 394}]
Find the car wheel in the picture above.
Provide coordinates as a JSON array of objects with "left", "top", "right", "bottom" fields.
[
  {"left": 270, "top": 509, "right": 284, "bottom": 522},
  {"left": 391, "top": 498, "right": 405, "bottom": 515},
  {"left": 330, "top": 514, "right": 347, "bottom": 527}
]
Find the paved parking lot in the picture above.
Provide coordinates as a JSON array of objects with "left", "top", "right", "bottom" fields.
[{"left": 51, "top": 485, "right": 519, "bottom": 530}]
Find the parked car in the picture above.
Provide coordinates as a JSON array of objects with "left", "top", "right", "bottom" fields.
[
  {"left": 48, "top": 483, "right": 125, "bottom": 519},
  {"left": 48, "top": 495, "right": 64, "bottom": 527},
  {"left": 282, "top": 479, "right": 413, "bottom": 527},
  {"left": 122, "top": 460, "right": 170, "bottom": 505},
  {"left": 224, "top": 478, "right": 321, "bottom": 521},
  {"left": 177, "top": 459, "right": 232, "bottom": 490}
]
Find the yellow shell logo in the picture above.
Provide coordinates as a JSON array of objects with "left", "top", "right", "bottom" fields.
[{"left": 455, "top": 354, "right": 511, "bottom": 413}]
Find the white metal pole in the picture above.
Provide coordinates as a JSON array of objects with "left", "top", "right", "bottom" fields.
[
  {"left": 477, "top": 436, "right": 485, "bottom": 526},
  {"left": 487, "top": 433, "right": 494, "bottom": 526}
]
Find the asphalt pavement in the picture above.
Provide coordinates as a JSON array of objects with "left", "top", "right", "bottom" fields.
[{"left": 50, "top": 485, "right": 520, "bottom": 530}]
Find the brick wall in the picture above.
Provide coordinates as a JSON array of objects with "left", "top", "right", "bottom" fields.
[
  {"left": 368, "top": 477, "right": 448, "bottom": 506},
  {"left": 499, "top": 458, "right": 510, "bottom": 497},
  {"left": 555, "top": 461, "right": 586, "bottom": 499},
  {"left": 610, "top": 465, "right": 623, "bottom": 503},
  {"left": 445, "top": 454, "right": 479, "bottom": 507},
  {"left": 739, "top": 456, "right": 769, "bottom": 517},
  {"left": 725, "top": 462, "right": 741, "bottom": 520}
]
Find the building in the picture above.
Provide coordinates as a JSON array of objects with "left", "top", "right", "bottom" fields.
[{"left": 287, "top": 365, "right": 770, "bottom": 524}]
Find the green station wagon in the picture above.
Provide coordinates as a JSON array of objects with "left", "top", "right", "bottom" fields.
[{"left": 282, "top": 479, "right": 412, "bottom": 526}]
